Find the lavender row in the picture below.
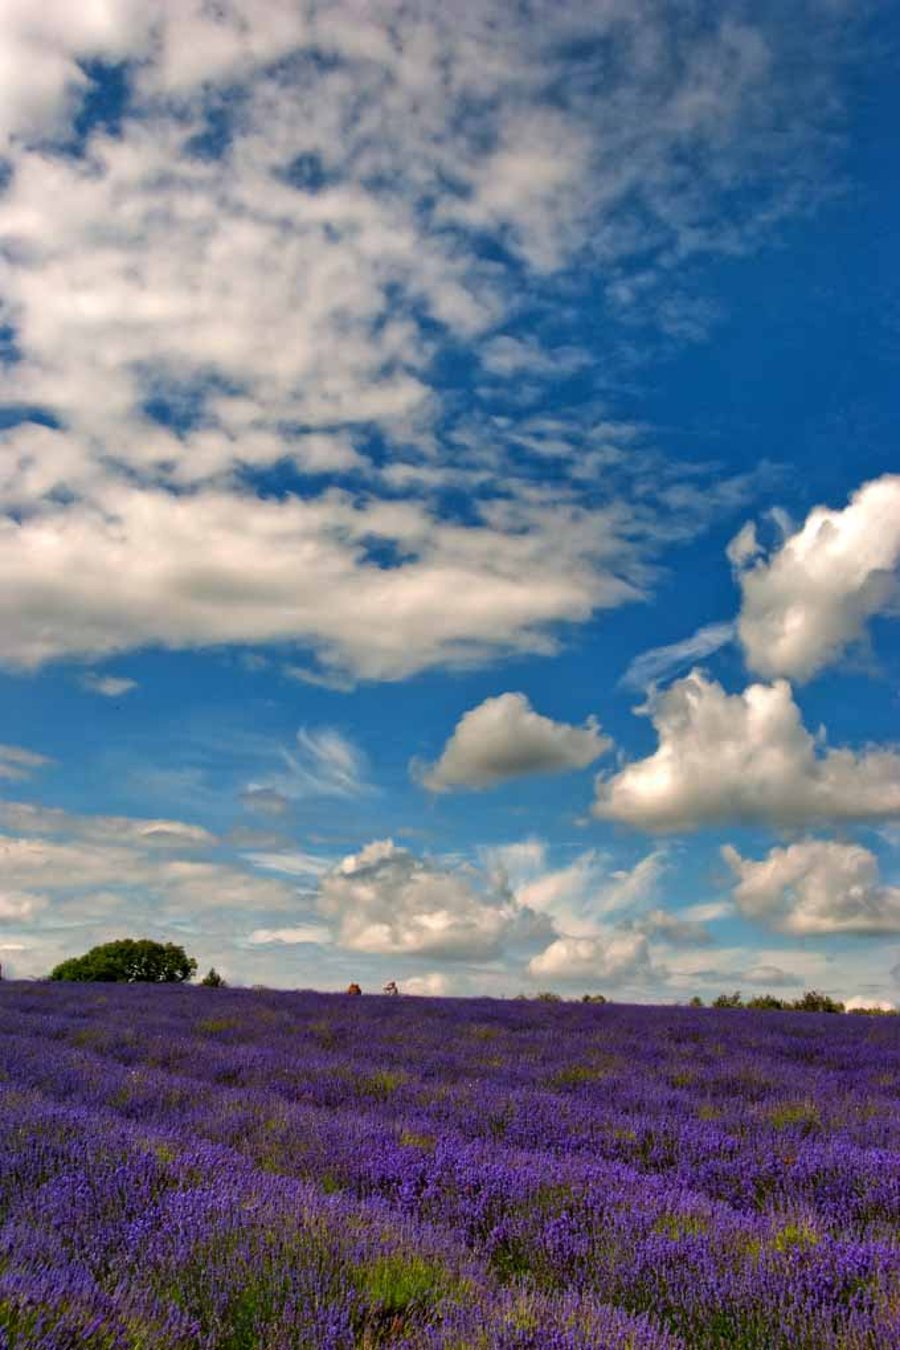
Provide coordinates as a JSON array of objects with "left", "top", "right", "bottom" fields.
[{"left": 0, "top": 982, "right": 897, "bottom": 1347}]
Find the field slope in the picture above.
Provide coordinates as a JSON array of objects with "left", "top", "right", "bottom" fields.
[{"left": 0, "top": 984, "right": 897, "bottom": 1348}]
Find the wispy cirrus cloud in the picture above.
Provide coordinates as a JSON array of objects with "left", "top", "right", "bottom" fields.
[
  {"left": 621, "top": 621, "right": 735, "bottom": 692},
  {"left": 280, "top": 727, "right": 370, "bottom": 799},
  {"left": 0, "top": 744, "right": 53, "bottom": 782}
]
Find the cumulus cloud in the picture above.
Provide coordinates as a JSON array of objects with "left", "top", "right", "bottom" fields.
[
  {"left": 0, "top": 2, "right": 859, "bottom": 678},
  {"left": 402, "top": 972, "right": 452, "bottom": 997},
  {"left": 417, "top": 693, "right": 611, "bottom": 792},
  {"left": 528, "top": 930, "right": 653, "bottom": 985},
  {"left": 316, "top": 839, "right": 551, "bottom": 960},
  {"left": 733, "top": 475, "right": 900, "bottom": 681},
  {"left": 592, "top": 670, "right": 900, "bottom": 831},
  {"left": 723, "top": 838, "right": 900, "bottom": 935}
]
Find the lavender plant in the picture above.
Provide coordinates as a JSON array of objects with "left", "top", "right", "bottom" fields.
[{"left": 0, "top": 983, "right": 897, "bottom": 1347}]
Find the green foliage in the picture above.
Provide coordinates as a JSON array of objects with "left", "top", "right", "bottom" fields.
[
  {"left": 534, "top": 991, "right": 562, "bottom": 1002},
  {"left": 688, "top": 996, "right": 705, "bottom": 1007},
  {"left": 352, "top": 1254, "right": 457, "bottom": 1344},
  {"left": 199, "top": 967, "right": 226, "bottom": 988},
  {"left": 712, "top": 991, "right": 744, "bottom": 1009},
  {"left": 580, "top": 993, "right": 607, "bottom": 1004},
  {"left": 49, "top": 939, "right": 197, "bottom": 984},
  {"left": 714, "top": 989, "right": 846, "bottom": 1014},
  {"left": 792, "top": 989, "right": 845, "bottom": 1014}
]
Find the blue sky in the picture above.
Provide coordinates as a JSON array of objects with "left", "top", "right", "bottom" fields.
[{"left": 0, "top": 0, "right": 898, "bottom": 1004}]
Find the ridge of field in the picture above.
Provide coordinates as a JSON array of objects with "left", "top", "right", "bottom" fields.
[{"left": 0, "top": 983, "right": 898, "bottom": 1348}]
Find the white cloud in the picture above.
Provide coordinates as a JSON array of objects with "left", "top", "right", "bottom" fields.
[
  {"left": 0, "top": 800, "right": 216, "bottom": 848},
  {"left": 726, "top": 521, "right": 760, "bottom": 568},
  {"left": 845, "top": 995, "right": 896, "bottom": 1012},
  {"left": 0, "top": 2, "right": 859, "bottom": 679},
  {"left": 239, "top": 787, "right": 293, "bottom": 817},
  {"left": 723, "top": 838, "right": 900, "bottom": 935},
  {"left": 417, "top": 693, "right": 611, "bottom": 792},
  {"left": 0, "top": 0, "right": 152, "bottom": 146},
  {"left": 733, "top": 475, "right": 900, "bottom": 681},
  {"left": 243, "top": 849, "right": 333, "bottom": 879},
  {"left": 0, "top": 799, "right": 300, "bottom": 928},
  {"left": 286, "top": 727, "right": 368, "bottom": 798},
  {"left": 631, "top": 908, "right": 713, "bottom": 946},
  {"left": 0, "top": 485, "right": 638, "bottom": 679},
  {"left": 80, "top": 673, "right": 138, "bottom": 697},
  {"left": 518, "top": 851, "right": 668, "bottom": 936},
  {"left": 593, "top": 670, "right": 900, "bottom": 831},
  {"left": 528, "top": 930, "right": 653, "bottom": 985},
  {"left": 0, "top": 743, "right": 52, "bottom": 782},
  {"left": 681, "top": 900, "right": 731, "bottom": 923},
  {"left": 246, "top": 924, "right": 331, "bottom": 946},
  {"left": 0, "top": 835, "right": 295, "bottom": 912},
  {"left": 0, "top": 890, "right": 46, "bottom": 921},
  {"left": 401, "top": 972, "right": 452, "bottom": 997},
  {"left": 621, "top": 621, "right": 734, "bottom": 692},
  {"left": 317, "top": 839, "right": 551, "bottom": 960}
]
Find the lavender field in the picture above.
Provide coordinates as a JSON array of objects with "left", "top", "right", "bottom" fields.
[{"left": 0, "top": 984, "right": 898, "bottom": 1349}]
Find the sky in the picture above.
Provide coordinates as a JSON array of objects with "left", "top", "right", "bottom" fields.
[{"left": 1, "top": 0, "right": 898, "bottom": 1006}]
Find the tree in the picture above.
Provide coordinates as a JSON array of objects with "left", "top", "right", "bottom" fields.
[
  {"left": 712, "top": 991, "right": 744, "bottom": 1009},
  {"left": 580, "top": 993, "right": 607, "bottom": 1004},
  {"left": 688, "top": 996, "right": 704, "bottom": 1007},
  {"left": 200, "top": 967, "right": 226, "bottom": 988},
  {"left": 50, "top": 939, "right": 197, "bottom": 984},
  {"left": 792, "top": 989, "right": 844, "bottom": 1014},
  {"left": 746, "top": 994, "right": 788, "bottom": 1011}
]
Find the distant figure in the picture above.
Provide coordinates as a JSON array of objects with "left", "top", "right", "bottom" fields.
[
  {"left": 383, "top": 980, "right": 400, "bottom": 997},
  {"left": 346, "top": 982, "right": 362, "bottom": 996}
]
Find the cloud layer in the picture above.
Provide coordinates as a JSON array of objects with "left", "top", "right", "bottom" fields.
[
  {"left": 593, "top": 671, "right": 900, "bottom": 831},
  {"left": 0, "top": 0, "right": 856, "bottom": 678},
  {"left": 418, "top": 693, "right": 610, "bottom": 792},
  {"left": 733, "top": 475, "right": 900, "bottom": 682}
]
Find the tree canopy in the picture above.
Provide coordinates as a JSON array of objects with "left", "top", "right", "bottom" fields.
[{"left": 49, "top": 939, "right": 197, "bottom": 984}]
